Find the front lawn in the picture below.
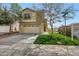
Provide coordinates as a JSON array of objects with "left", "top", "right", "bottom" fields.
[{"left": 34, "top": 33, "right": 79, "bottom": 45}]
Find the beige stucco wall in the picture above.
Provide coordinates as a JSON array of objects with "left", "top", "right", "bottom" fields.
[
  {"left": 20, "top": 27, "right": 40, "bottom": 33},
  {"left": 11, "top": 21, "right": 19, "bottom": 32},
  {"left": 0, "top": 22, "right": 20, "bottom": 33},
  {"left": 22, "top": 10, "right": 36, "bottom": 22}
]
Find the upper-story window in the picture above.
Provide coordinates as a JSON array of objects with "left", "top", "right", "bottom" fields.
[{"left": 24, "top": 13, "right": 31, "bottom": 19}]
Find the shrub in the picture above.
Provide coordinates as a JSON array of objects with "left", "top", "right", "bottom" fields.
[
  {"left": 34, "top": 35, "right": 52, "bottom": 44},
  {"left": 34, "top": 33, "right": 79, "bottom": 45},
  {"left": 73, "top": 40, "right": 79, "bottom": 45}
]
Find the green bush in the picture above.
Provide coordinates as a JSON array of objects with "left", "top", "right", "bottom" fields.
[
  {"left": 34, "top": 35, "right": 52, "bottom": 44},
  {"left": 34, "top": 33, "right": 79, "bottom": 45},
  {"left": 73, "top": 40, "right": 79, "bottom": 45}
]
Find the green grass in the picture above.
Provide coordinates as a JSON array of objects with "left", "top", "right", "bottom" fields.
[{"left": 34, "top": 33, "right": 79, "bottom": 45}]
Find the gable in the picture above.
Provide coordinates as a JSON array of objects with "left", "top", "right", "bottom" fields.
[{"left": 22, "top": 8, "right": 35, "bottom": 13}]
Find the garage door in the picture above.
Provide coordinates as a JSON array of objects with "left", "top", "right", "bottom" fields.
[{"left": 22, "top": 27, "right": 40, "bottom": 33}]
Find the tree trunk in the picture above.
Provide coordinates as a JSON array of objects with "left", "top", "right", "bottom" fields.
[
  {"left": 49, "top": 19, "right": 54, "bottom": 40},
  {"left": 51, "top": 23, "right": 53, "bottom": 34},
  {"left": 50, "top": 19, "right": 53, "bottom": 34},
  {"left": 65, "top": 19, "right": 67, "bottom": 40},
  {"left": 51, "top": 24, "right": 53, "bottom": 34},
  {"left": 9, "top": 23, "right": 12, "bottom": 33},
  {"left": 71, "top": 24, "right": 73, "bottom": 41}
]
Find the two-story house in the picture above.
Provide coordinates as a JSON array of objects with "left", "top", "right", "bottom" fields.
[{"left": 19, "top": 8, "right": 47, "bottom": 34}]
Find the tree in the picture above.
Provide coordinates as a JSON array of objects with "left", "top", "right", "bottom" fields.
[
  {"left": 10, "top": 3, "right": 22, "bottom": 21},
  {"left": 9, "top": 3, "right": 22, "bottom": 32},
  {"left": 0, "top": 3, "right": 3, "bottom": 25},
  {"left": 0, "top": 4, "right": 11, "bottom": 25},
  {"left": 62, "top": 5, "right": 75, "bottom": 40},
  {"left": 0, "top": 3, "right": 4, "bottom": 10},
  {"left": 0, "top": 3, "right": 22, "bottom": 32},
  {"left": 41, "top": 3, "right": 63, "bottom": 34}
]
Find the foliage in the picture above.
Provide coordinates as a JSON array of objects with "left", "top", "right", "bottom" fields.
[
  {"left": 10, "top": 3, "right": 22, "bottom": 22},
  {"left": 61, "top": 4, "right": 75, "bottom": 40},
  {"left": 0, "top": 3, "right": 22, "bottom": 25},
  {"left": 34, "top": 35, "right": 52, "bottom": 44},
  {"left": 41, "top": 3, "right": 63, "bottom": 33},
  {"left": 34, "top": 33, "right": 79, "bottom": 45},
  {"left": 0, "top": 5, "right": 12, "bottom": 25}
]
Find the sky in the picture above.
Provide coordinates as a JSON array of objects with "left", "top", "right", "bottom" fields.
[{"left": 4, "top": 3, "right": 79, "bottom": 28}]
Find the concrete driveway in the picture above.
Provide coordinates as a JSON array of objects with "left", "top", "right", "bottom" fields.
[
  {"left": 0, "top": 33, "right": 38, "bottom": 56},
  {"left": 0, "top": 33, "right": 79, "bottom": 56},
  {"left": 0, "top": 33, "right": 36, "bottom": 46}
]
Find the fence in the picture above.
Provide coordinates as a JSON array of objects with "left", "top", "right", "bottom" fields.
[{"left": 0, "top": 26, "right": 10, "bottom": 33}]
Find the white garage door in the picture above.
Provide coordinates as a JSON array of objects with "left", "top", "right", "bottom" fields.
[
  {"left": 73, "top": 29, "right": 79, "bottom": 37},
  {"left": 22, "top": 27, "right": 40, "bottom": 33}
]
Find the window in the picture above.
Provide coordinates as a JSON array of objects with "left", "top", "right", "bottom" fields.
[{"left": 24, "top": 13, "right": 31, "bottom": 19}]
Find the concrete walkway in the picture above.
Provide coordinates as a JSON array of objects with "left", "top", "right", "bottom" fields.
[
  {"left": 0, "top": 43, "right": 79, "bottom": 56},
  {"left": 0, "top": 34, "right": 79, "bottom": 56}
]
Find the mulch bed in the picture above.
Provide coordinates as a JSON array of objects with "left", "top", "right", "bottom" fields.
[{"left": 0, "top": 32, "right": 19, "bottom": 39}]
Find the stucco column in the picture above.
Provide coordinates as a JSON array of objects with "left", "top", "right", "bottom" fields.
[
  {"left": 71, "top": 24, "right": 73, "bottom": 41},
  {"left": 40, "top": 23, "right": 44, "bottom": 33}
]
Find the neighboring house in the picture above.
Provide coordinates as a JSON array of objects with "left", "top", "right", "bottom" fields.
[
  {"left": 0, "top": 26, "right": 10, "bottom": 33},
  {"left": 19, "top": 8, "right": 47, "bottom": 34},
  {"left": 59, "top": 23, "right": 79, "bottom": 38},
  {"left": 70, "top": 23, "right": 79, "bottom": 37},
  {"left": 0, "top": 10, "right": 10, "bottom": 33},
  {"left": 47, "top": 28, "right": 58, "bottom": 33},
  {"left": 58, "top": 25, "right": 71, "bottom": 35},
  {"left": 0, "top": 23, "right": 19, "bottom": 33}
]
